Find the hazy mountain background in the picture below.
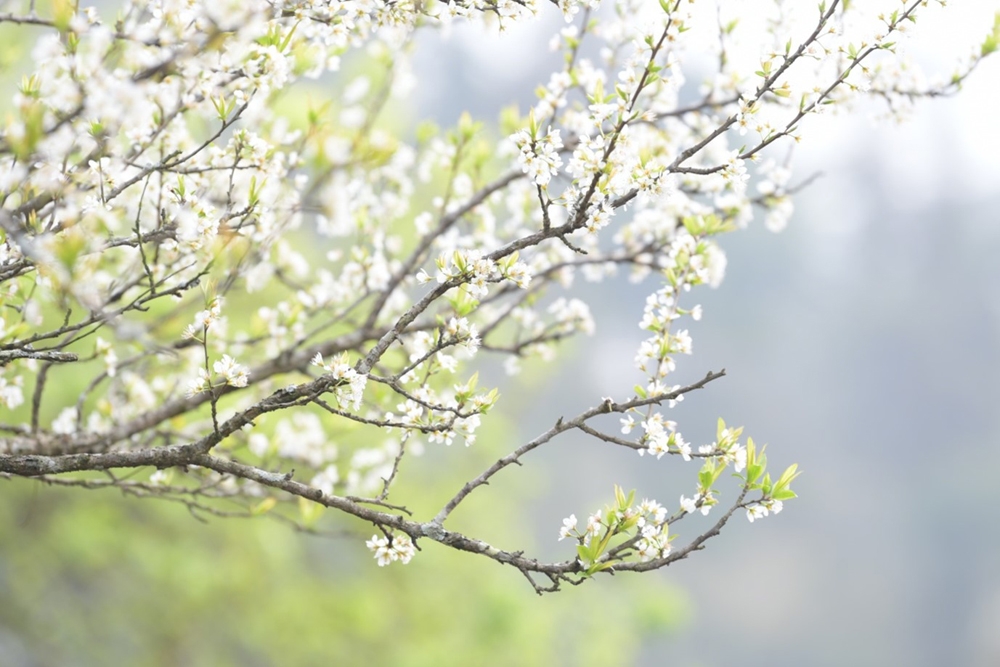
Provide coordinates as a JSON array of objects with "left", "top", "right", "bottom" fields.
[{"left": 410, "top": 5, "right": 1000, "bottom": 665}]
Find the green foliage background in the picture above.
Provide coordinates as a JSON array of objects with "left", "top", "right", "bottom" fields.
[
  {"left": 0, "top": 6, "right": 691, "bottom": 664},
  {"left": 0, "top": 458, "right": 684, "bottom": 666}
]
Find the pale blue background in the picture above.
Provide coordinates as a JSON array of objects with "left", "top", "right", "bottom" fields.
[{"left": 413, "top": 6, "right": 1000, "bottom": 665}]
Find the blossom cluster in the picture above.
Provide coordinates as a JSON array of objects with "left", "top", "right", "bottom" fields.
[
  {"left": 312, "top": 353, "right": 368, "bottom": 411},
  {"left": 512, "top": 127, "right": 565, "bottom": 189},
  {"left": 366, "top": 533, "right": 416, "bottom": 566},
  {"left": 428, "top": 249, "right": 533, "bottom": 297},
  {"left": 0, "top": 0, "right": 988, "bottom": 579},
  {"left": 559, "top": 488, "right": 674, "bottom": 569},
  {"left": 557, "top": 417, "right": 798, "bottom": 573}
]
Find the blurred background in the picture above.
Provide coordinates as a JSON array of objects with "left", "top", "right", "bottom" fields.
[{"left": 2, "top": 2, "right": 999, "bottom": 666}]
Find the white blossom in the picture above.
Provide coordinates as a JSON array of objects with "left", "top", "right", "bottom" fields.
[
  {"left": 213, "top": 355, "right": 250, "bottom": 388},
  {"left": 51, "top": 407, "right": 78, "bottom": 435},
  {"left": 558, "top": 514, "right": 577, "bottom": 540}
]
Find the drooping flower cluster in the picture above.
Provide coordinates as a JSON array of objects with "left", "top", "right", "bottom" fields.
[{"left": 366, "top": 533, "right": 416, "bottom": 566}]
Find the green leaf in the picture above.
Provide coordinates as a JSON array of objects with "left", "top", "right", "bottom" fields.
[
  {"left": 681, "top": 215, "right": 705, "bottom": 235},
  {"left": 775, "top": 463, "right": 801, "bottom": 490},
  {"left": 664, "top": 267, "right": 678, "bottom": 288},
  {"left": 298, "top": 497, "right": 324, "bottom": 526},
  {"left": 586, "top": 561, "right": 615, "bottom": 575},
  {"left": 279, "top": 20, "right": 301, "bottom": 52},
  {"left": 981, "top": 34, "right": 998, "bottom": 58},
  {"left": 698, "top": 459, "right": 719, "bottom": 490},
  {"left": 53, "top": 0, "right": 74, "bottom": 31},
  {"left": 497, "top": 105, "right": 519, "bottom": 137},
  {"left": 251, "top": 497, "right": 278, "bottom": 515},
  {"left": 458, "top": 111, "right": 481, "bottom": 140}
]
